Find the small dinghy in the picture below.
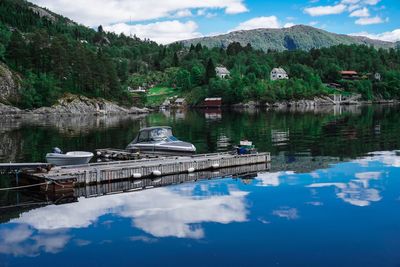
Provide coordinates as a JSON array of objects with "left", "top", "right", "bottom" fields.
[
  {"left": 46, "top": 148, "right": 94, "bottom": 166},
  {"left": 235, "top": 140, "right": 257, "bottom": 155}
]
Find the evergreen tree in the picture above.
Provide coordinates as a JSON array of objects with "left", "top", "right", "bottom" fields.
[
  {"left": 173, "top": 52, "right": 179, "bottom": 67},
  {"left": 205, "top": 58, "right": 216, "bottom": 82},
  {"left": 5, "top": 31, "right": 28, "bottom": 70}
]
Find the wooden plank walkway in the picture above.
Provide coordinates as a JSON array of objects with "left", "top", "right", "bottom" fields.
[
  {"left": 0, "top": 163, "right": 50, "bottom": 174},
  {"left": 27, "top": 152, "right": 270, "bottom": 186}
]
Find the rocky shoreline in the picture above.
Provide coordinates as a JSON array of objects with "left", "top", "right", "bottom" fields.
[
  {"left": 0, "top": 94, "right": 150, "bottom": 117},
  {"left": 1, "top": 94, "right": 398, "bottom": 118},
  {"left": 232, "top": 97, "right": 399, "bottom": 109}
]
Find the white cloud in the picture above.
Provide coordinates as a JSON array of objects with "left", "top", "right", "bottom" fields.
[
  {"left": 0, "top": 225, "right": 70, "bottom": 257},
  {"left": 173, "top": 9, "right": 193, "bottom": 18},
  {"left": 255, "top": 171, "right": 294, "bottom": 187},
  {"left": 13, "top": 184, "right": 248, "bottom": 239},
  {"left": 355, "top": 172, "right": 381, "bottom": 180},
  {"left": 272, "top": 207, "right": 299, "bottom": 220},
  {"left": 351, "top": 29, "right": 400, "bottom": 42},
  {"left": 105, "top": 20, "right": 202, "bottom": 44},
  {"left": 231, "top": 16, "right": 281, "bottom": 31},
  {"left": 355, "top": 151, "right": 400, "bottom": 167},
  {"left": 284, "top": 22, "right": 296, "bottom": 28},
  {"left": 341, "top": 0, "right": 361, "bottom": 4},
  {"left": 341, "top": 0, "right": 380, "bottom": 5},
  {"left": 308, "top": 181, "right": 381, "bottom": 207},
  {"left": 348, "top": 4, "right": 362, "bottom": 11},
  {"left": 364, "top": 0, "right": 381, "bottom": 5},
  {"left": 30, "top": 0, "right": 248, "bottom": 26},
  {"left": 304, "top": 4, "right": 347, "bottom": 16},
  {"left": 350, "top": 7, "right": 370, "bottom": 17},
  {"left": 307, "top": 169, "right": 384, "bottom": 207},
  {"left": 355, "top": 16, "right": 387, "bottom": 25},
  {"left": 304, "top": 0, "right": 385, "bottom": 26}
]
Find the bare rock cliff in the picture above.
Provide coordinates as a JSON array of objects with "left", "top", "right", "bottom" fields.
[{"left": 0, "top": 63, "right": 20, "bottom": 103}]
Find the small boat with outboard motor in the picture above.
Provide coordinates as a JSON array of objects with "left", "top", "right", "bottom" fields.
[
  {"left": 235, "top": 140, "right": 257, "bottom": 155},
  {"left": 126, "top": 126, "right": 196, "bottom": 155},
  {"left": 46, "top": 147, "right": 94, "bottom": 166}
]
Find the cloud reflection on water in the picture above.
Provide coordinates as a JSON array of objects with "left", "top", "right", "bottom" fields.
[
  {"left": 0, "top": 183, "right": 248, "bottom": 256},
  {"left": 0, "top": 225, "right": 70, "bottom": 257},
  {"left": 305, "top": 151, "right": 400, "bottom": 207}
]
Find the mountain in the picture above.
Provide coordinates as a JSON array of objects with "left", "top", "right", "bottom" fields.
[{"left": 179, "top": 25, "right": 396, "bottom": 51}]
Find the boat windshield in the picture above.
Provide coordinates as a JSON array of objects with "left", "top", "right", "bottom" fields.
[{"left": 150, "top": 128, "right": 177, "bottom": 141}]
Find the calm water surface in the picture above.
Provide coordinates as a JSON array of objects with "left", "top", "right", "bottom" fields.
[{"left": 1, "top": 105, "right": 400, "bottom": 267}]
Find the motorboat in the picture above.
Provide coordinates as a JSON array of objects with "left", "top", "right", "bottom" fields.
[
  {"left": 126, "top": 126, "right": 196, "bottom": 155},
  {"left": 46, "top": 148, "right": 94, "bottom": 166},
  {"left": 234, "top": 140, "right": 257, "bottom": 155}
]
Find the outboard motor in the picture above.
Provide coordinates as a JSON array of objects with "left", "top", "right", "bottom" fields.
[{"left": 52, "top": 147, "right": 63, "bottom": 154}]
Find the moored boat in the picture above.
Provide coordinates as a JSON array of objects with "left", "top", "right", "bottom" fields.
[
  {"left": 46, "top": 150, "right": 94, "bottom": 166},
  {"left": 126, "top": 126, "right": 196, "bottom": 155}
]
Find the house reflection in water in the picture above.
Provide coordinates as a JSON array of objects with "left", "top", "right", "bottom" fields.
[
  {"left": 204, "top": 109, "right": 222, "bottom": 120},
  {"left": 271, "top": 129, "right": 290, "bottom": 146}
]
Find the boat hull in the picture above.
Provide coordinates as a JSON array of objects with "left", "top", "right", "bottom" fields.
[
  {"left": 46, "top": 152, "right": 94, "bottom": 166},
  {"left": 126, "top": 142, "right": 196, "bottom": 155}
]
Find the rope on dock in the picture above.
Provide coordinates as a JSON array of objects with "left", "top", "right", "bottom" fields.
[{"left": 0, "top": 182, "right": 50, "bottom": 191}]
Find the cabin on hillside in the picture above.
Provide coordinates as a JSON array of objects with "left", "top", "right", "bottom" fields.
[
  {"left": 215, "top": 67, "right": 230, "bottom": 78},
  {"left": 204, "top": 98, "right": 222, "bottom": 108},
  {"left": 271, "top": 68, "right": 288, "bottom": 81},
  {"left": 340, "top": 71, "right": 359, "bottom": 80},
  {"left": 174, "top": 98, "right": 187, "bottom": 108}
]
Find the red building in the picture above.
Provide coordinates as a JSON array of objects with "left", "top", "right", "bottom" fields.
[
  {"left": 204, "top": 98, "right": 222, "bottom": 108},
  {"left": 340, "top": 71, "right": 359, "bottom": 80}
]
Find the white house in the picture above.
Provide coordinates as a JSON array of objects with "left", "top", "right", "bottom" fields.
[
  {"left": 174, "top": 98, "right": 186, "bottom": 107},
  {"left": 215, "top": 67, "right": 230, "bottom": 78},
  {"left": 271, "top": 68, "right": 288, "bottom": 81}
]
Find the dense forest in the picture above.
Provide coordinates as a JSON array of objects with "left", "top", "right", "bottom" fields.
[{"left": 0, "top": 0, "right": 400, "bottom": 108}]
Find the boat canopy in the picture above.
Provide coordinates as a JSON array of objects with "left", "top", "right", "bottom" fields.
[{"left": 135, "top": 127, "right": 178, "bottom": 143}]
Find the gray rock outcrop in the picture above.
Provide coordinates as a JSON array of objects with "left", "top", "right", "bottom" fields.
[
  {"left": 0, "top": 63, "right": 20, "bottom": 102},
  {"left": 32, "top": 94, "right": 149, "bottom": 115}
]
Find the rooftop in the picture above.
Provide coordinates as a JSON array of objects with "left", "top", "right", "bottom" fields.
[
  {"left": 340, "top": 71, "right": 358, "bottom": 75},
  {"left": 215, "top": 67, "right": 230, "bottom": 74},
  {"left": 140, "top": 126, "right": 172, "bottom": 131},
  {"left": 271, "top": 67, "right": 287, "bottom": 73}
]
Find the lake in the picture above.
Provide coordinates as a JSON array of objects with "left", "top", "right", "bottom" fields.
[{"left": 1, "top": 105, "right": 400, "bottom": 267}]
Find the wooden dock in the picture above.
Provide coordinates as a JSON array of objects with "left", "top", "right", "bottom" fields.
[
  {"left": 3, "top": 163, "right": 269, "bottom": 210},
  {"left": 0, "top": 162, "right": 51, "bottom": 174},
  {"left": 25, "top": 152, "right": 270, "bottom": 187}
]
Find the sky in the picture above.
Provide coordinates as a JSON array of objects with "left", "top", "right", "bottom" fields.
[{"left": 30, "top": 0, "right": 400, "bottom": 44}]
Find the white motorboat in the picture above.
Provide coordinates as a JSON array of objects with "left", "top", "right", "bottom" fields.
[
  {"left": 126, "top": 126, "right": 196, "bottom": 155},
  {"left": 46, "top": 149, "right": 94, "bottom": 166}
]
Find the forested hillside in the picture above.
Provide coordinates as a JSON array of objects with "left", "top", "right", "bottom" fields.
[
  {"left": 163, "top": 43, "right": 400, "bottom": 104},
  {"left": 179, "top": 25, "right": 395, "bottom": 52},
  {"left": 0, "top": 0, "right": 399, "bottom": 109},
  {"left": 0, "top": 0, "right": 161, "bottom": 108}
]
